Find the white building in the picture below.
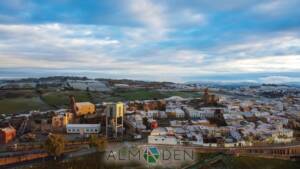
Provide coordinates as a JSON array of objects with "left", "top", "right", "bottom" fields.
[
  {"left": 199, "top": 107, "right": 219, "bottom": 118},
  {"left": 223, "top": 114, "right": 244, "bottom": 126},
  {"left": 230, "top": 129, "right": 242, "bottom": 141},
  {"left": 190, "top": 132, "right": 204, "bottom": 145},
  {"left": 266, "top": 116, "right": 289, "bottom": 126},
  {"left": 66, "top": 124, "right": 101, "bottom": 134},
  {"left": 183, "top": 107, "right": 201, "bottom": 119},
  {"left": 146, "top": 110, "right": 167, "bottom": 118},
  {"left": 126, "top": 114, "right": 146, "bottom": 130},
  {"left": 166, "top": 107, "right": 185, "bottom": 118},
  {"left": 184, "top": 107, "right": 216, "bottom": 119},
  {"left": 150, "top": 127, "right": 167, "bottom": 136},
  {"left": 148, "top": 135, "right": 178, "bottom": 145}
]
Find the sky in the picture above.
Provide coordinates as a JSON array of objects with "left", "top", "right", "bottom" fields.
[{"left": 0, "top": 0, "right": 300, "bottom": 83}]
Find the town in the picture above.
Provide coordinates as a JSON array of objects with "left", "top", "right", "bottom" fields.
[{"left": 1, "top": 77, "right": 300, "bottom": 168}]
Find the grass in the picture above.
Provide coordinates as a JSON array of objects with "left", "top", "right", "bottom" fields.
[
  {"left": 0, "top": 89, "right": 38, "bottom": 99},
  {"left": 0, "top": 97, "right": 50, "bottom": 114},
  {"left": 160, "top": 91, "right": 202, "bottom": 98},
  {"left": 107, "top": 89, "right": 201, "bottom": 101},
  {"left": 112, "top": 89, "right": 165, "bottom": 101},
  {"left": 0, "top": 88, "right": 201, "bottom": 114},
  {"left": 41, "top": 91, "right": 92, "bottom": 107}
]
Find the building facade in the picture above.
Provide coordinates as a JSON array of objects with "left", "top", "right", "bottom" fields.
[
  {"left": 0, "top": 126, "right": 16, "bottom": 144},
  {"left": 66, "top": 124, "right": 101, "bottom": 134}
]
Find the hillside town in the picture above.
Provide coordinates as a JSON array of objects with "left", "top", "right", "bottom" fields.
[{"left": 1, "top": 78, "right": 300, "bottom": 152}]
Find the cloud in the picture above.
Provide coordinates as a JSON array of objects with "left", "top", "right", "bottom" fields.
[
  {"left": 1, "top": 23, "right": 300, "bottom": 82},
  {"left": 173, "top": 50, "right": 205, "bottom": 63},
  {"left": 0, "top": 24, "right": 120, "bottom": 61},
  {"left": 127, "top": 0, "right": 167, "bottom": 39},
  {"left": 254, "top": 0, "right": 284, "bottom": 13},
  {"left": 215, "top": 33, "right": 300, "bottom": 61},
  {"left": 216, "top": 55, "right": 300, "bottom": 73},
  {"left": 251, "top": 0, "right": 300, "bottom": 18},
  {"left": 0, "top": 1, "right": 300, "bottom": 82},
  {"left": 178, "top": 9, "right": 206, "bottom": 26},
  {"left": 0, "top": 23, "right": 210, "bottom": 81},
  {"left": 128, "top": 0, "right": 166, "bottom": 30},
  {"left": 144, "top": 49, "right": 206, "bottom": 65},
  {"left": 126, "top": 0, "right": 206, "bottom": 39}
]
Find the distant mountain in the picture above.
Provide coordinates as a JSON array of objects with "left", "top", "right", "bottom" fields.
[
  {"left": 186, "top": 80, "right": 259, "bottom": 87},
  {"left": 186, "top": 80, "right": 300, "bottom": 88}
]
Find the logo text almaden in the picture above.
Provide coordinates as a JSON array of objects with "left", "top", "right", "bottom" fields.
[{"left": 106, "top": 146, "right": 194, "bottom": 164}]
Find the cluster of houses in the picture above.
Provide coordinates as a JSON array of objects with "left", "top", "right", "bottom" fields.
[
  {"left": 1, "top": 86, "right": 299, "bottom": 149},
  {"left": 143, "top": 93, "right": 298, "bottom": 147}
]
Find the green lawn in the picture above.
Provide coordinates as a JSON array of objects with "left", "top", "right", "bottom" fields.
[{"left": 0, "top": 97, "right": 50, "bottom": 114}]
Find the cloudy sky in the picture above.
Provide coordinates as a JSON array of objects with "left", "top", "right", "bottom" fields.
[{"left": 0, "top": 0, "right": 300, "bottom": 83}]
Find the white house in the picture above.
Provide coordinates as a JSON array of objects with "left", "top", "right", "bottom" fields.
[
  {"left": 148, "top": 135, "right": 178, "bottom": 145},
  {"left": 190, "top": 132, "right": 204, "bottom": 145},
  {"left": 66, "top": 124, "right": 101, "bottom": 134}
]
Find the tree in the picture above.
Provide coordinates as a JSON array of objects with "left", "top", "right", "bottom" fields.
[
  {"left": 44, "top": 134, "right": 65, "bottom": 159},
  {"left": 89, "top": 135, "right": 107, "bottom": 152}
]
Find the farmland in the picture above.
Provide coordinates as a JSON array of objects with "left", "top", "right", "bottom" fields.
[{"left": 0, "top": 88, "right": 201, "bottom": 114}]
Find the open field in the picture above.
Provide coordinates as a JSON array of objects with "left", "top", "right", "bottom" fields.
[
  {"left": 0, "top": 89, "right": 37, "bottom": 99},
  {"left": 107, "top": 89, "right": 202, "bottom": 101},
  {"left": 41, "top": 91, "right": 92, "bottom": 108},
  {"left": 0, "top": 88, "right": 202, "bottom": 114},
  {"left": 40, "top": 89, "right": 201, "bottom": 104},
  {"left": 0, "top": 97, "right": 50, "bottom": 114}
]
